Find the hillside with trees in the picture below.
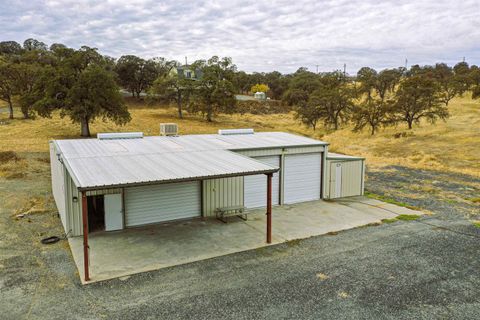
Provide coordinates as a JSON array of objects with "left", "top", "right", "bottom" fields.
[{"left": 1, "top": 38, "right": 480, "bottom": 138}]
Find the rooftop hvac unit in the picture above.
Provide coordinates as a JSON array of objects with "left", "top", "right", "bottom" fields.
[
  {"left": 97, "top": 132, "right": 143, "bottom": 140},
  {"left": 218, "top": 128, "right": 254, "bottom": 135},
  {"left": 160, "top": 123, "right": 179, "bottom": 136}
]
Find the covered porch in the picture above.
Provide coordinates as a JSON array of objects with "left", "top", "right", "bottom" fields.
[{"left": 68, "top": 197, "right": 420, "bottom": 284}]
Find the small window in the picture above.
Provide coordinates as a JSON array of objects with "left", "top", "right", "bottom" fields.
[{"left": 186, "top": 71, "right": 191, "bottom": 78}]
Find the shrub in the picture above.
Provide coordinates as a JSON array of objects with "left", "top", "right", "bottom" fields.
[
  {"left": 236, "top": 100, "right": 291, "bottom": 115},
  {"left": 0, "top": 151, "right": 19, "bottom": 162}
]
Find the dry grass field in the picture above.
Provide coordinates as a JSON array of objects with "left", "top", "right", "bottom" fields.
[
  {"left": 324, "top": 95, "right": 480, "bottom": 177},
  {"left": 1, "top": 95, "right": 479, "bottom": 177}
]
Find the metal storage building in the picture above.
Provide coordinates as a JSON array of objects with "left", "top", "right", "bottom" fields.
[
  {"left": 324, "top": 153, "right": 365, "bottom": 199},
  {"left": 49, "top": 130, "right": 364, "bottom": 281},
  {"left": 50, "top": 131, "right": 331, "bottom": 237}
]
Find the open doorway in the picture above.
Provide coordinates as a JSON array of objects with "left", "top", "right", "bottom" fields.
[{"left": 87, "top": 195, "right": 105, "bottom": 233}]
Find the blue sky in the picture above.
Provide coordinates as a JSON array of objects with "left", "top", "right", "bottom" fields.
[{"left": 1, "top": 0, "right": 479, "bottom": 74}]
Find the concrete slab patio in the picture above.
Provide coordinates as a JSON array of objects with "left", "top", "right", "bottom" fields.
[{"left": 68, "top": 196, "right": 423, "bottom": 284}]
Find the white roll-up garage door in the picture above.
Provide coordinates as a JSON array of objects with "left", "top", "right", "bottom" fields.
[
  {"left": 244, "top": 156, "right": 280, "bottom": 208},
  {"left": 284, "top": 153, "right": 322, "bottom": 204},
  {"left": 125, "top": 181, "right": 201, "bottom": 227}
]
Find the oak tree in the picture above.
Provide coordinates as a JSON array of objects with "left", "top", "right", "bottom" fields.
[
  {"left": 296, "top": 72, "right": 354, "bottom": 130},
  {"left": 150, "top": 72, "right": 194, "bottom": 118},
  {"left": 433, "top": 63, "right": 461, "bottom": 106},
  {"left": 189, "top": 56, "right": 237, "bottom": 122},
  {"left": 33, "top": 47, "right": 130, "bottom": 136},
  {"left": 115, "top": 55, "right": 172, "bottom": 98},
  {"left": 392, "top": 74, "right": 448, "bottom": 129},
  {"left": 0, "top": 58, "right": 17, "bottom": 119},
  {"left": 352, "top": 98, "right": 393, "bottom": 135}
]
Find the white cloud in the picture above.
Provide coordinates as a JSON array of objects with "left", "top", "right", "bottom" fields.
[{"left": 1, "top": 0, "right": 479, "bottom": 73}]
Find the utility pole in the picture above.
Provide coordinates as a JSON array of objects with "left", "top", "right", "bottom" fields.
[
  {"left": 185, "top": 56, "right": 188, "bottom": 66},
  {"left": 316, "top": 64, "right": 319, "bottom": 74},
  {"left": 404, "top": 58, "right": 408, "bottom": 69},
  {"left": 343, "top": 63, "right": 346, "bottom": 77}
]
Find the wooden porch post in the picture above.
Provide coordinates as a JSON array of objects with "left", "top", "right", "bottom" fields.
[
  {"left": 266, "top": 173, "right": 272, "bottom": 244},
  {"left": 81, "top": 192, "right": 90, "bottom": 281}
]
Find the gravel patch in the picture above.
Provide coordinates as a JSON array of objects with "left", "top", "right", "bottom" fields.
[{"left": 367, "top": 165, "right": 480, "bottom": 220}]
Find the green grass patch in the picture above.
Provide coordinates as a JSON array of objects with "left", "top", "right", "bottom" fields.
[
  {"left": 466, "top": 197, "right": 480, "bottom": 203},
  {"left": 396, "top": 214, "right": 421, "bottom": 221},
  {"left": 286, "top": 238, "right": 303, "bottom": 247},
  {"left": 381, "top": 214, "right": 420, "bottom": 224},
  {"left": 381, "top": 218, "right": 399, "bottom": 224},
  {"left": 364, "top": 191, "right": 420, "bottom": 210},
  {"left": 471, "top": 221, "right": 480, "bottom": 228}
]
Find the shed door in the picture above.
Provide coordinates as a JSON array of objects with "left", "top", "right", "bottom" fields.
[
  {"left": 125, "top": 181, "right": 201, "bottom": 227},
  {"left": 104, "top": 194, "right": 123, "bottom": 231},
  {"left": 284, "top": 153, "right": 322, "bottom": 204},
  {"left": 329, "top": 160, "right": 363, "bottom": 198},
  {"left": 244, "top": 156, "right": 280, "bottom": 208}
]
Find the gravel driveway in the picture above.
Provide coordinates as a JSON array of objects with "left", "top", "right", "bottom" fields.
[
  {"left": 1, "top": 164, "right": 479, "bottom": 319},
  {"left": 367, "top": 165, "right": 480, "bottom": 220}
]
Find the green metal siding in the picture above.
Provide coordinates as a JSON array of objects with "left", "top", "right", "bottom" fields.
[
  {"left": 202, "top": 177, "right": 244, "bottom": 217},
  {"left": 64, "top": 144, "right": 327, "bottom": 234},
  {"left": 235, "top": 145, "right": 325, "bottom": 157},
  {"left": 65, "top": 171, "right": 83, "bottom": 236},
  {"left": 325, "top": 159, "right": 364, "bottom": 199},
  {"left": 49, "top": 142, "right": 67, "bottom": 232}
]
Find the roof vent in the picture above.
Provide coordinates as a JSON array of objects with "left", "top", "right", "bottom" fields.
[
  {"left": 160, "top": 123, "right": 179, "bottom": 136},
  {"left": 218, "top": 128, "right": 254, "bottom": 135},
  {"left": 97, "top": 132, "right": 143, "bottom": 140}
]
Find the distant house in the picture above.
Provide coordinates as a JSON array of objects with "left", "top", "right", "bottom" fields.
[
  {"left": 169, "top": 65, "right": 203, "bottom": 80},
  {"left": 254, "top": 91, "right": 267, "bottom": 100}
]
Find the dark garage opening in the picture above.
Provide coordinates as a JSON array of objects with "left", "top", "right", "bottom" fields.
[{"left": 87, "top": 195, "right": 105, "bottom": 233}]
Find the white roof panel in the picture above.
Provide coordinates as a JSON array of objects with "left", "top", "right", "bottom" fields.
[
  {"left": 53, "top": 132, "right": 326, "bottom": 190},
  {"left": 327, "top": 152, "right": 365, "bottom": 160},
  {"left": 63, "top": 150, "right": 278, "bottom": 190}
]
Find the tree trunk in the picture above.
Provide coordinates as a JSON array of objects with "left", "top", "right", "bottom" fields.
[
  {"left": 407, "top": 120, "right": 413, "bottom": 129},
  {"left": 7, "top": 98, "right": 13, "bottom": 119},
  {"left": 22, "top": 107, "right": 30, "bottom": 119},
  {"left": 80, "top": 117, "right": 90, "bottom": 137},
  {"left": 177, "top": 93, "right": 183, "bottom": 119},
  {"left": 206, "top": 105, "right": 213, "bottom": 122},
  {"left": 371, "top": 126, "right": 375, "bottom": 135}
]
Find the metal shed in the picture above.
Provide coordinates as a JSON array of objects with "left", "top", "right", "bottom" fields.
[
  {"left": 50, "top": 130, "right": 330, "bottom": 281},
  {"left": 50, "top": 131, "right": 329, "bottom": 237},
  {"left": 46, "top": 129, "right": 378, "bottom": 280},
  {"left": 325, "top": 153, "right": 365, "bottom": 199}
]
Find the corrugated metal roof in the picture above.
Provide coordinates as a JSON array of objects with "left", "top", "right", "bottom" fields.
[
  {"left": 327, "top": 152, "right": 365, "bottom": 160},
  {"left": 56, "top": 132, "right": 327, "bottom": 159},
  {"left": 54, "top": 132, "right": 325, "bottom": 190},
  {"left": 63, "top": 149, "right": 278, "bottom": 190}
]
